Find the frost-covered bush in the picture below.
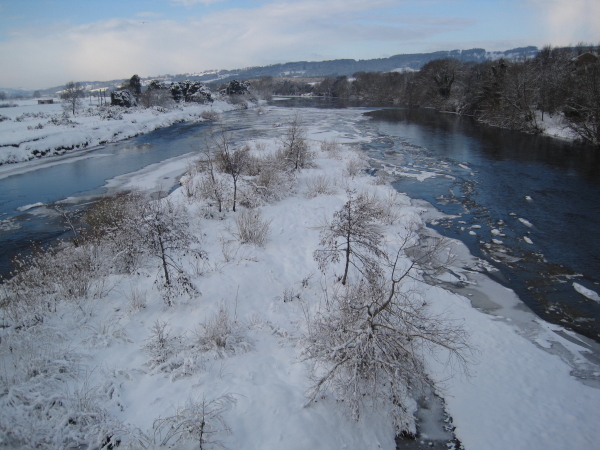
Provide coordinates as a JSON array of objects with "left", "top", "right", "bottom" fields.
[
  {"left": 1, "top": 242, "right": 111, "bottom": 324},
  {"left": 85, "top": 194, "right": 203, "bottom": 305},
  {"left": 305, "top": 174, "right": 336, "bottom": 198},
  {"left": 194, "top": 304, "right": 253, "bottom": 358},
  {"left": 100, "top": 107, "right": 124, "bottom": 121},
  {"left": 320, "top": 139, "right": 342, "bottom": 159},
  {"left": 47, "top": 114, "right": 77, "bottom": 127},
  {"left": 371, "top": 169, "right": 390, "bottom": 186},
  {"left": 224, "top": 79, "right": 250, "bottom": 96},
  {"left": 127, "top": 286, "right": 147, "bottom": 311},
  {"left": 201, "top": 110, "right": 220, "bottom": 121},
  {"left": 302, "top": 265, "right": 470, "bottom": 435},
  {"left": 111, "top": 89, "right": 137, "bottom": 107},
  {"left": 0, "top": 114, "right": 10, "bottom": 122},
  {"left": 198, "top": 171, "right": 231, "bottom": 214},
  {"left": 279, "top": 115, "right": 314, "bottom": 170},
  {"left": 142, "top": 320, "right": 183, "bottom": 370},
  {"left": 232, "top": 208, "right": 271, "bottom": 247},
  {"left": 81, "top": 318, "right": 131, "bottom": 348},
  {"left": 238, "top": 150, "right": 294, "bottom": 205},
  {"left": 344, "top": 156, "right": 366, "bottom": 178},
  {"left": 153, "top": 394, "right": 236, "bottom": 449},
  {"left": 372, "top": 190, "right": 407, "bottom": 226},
  {"left": 15, "top": 112, "right": 49, "bottom": 122},
  {"left": 0, "top": 324, "right": 77, "bottom": 388}
]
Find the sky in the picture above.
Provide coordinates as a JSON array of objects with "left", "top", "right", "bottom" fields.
[{"left": 0, "top": 0, "right": 599, "bottom": 90}]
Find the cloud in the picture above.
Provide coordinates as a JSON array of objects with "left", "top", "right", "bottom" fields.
[
  {"left": 527, "top": 0, "right": 600, "bottom": 44},
  {"left": 136, "top": 12, "right": 164, "bottom": 18},
  {"left": 0, "top": 0, "right": 476, "bottom": 89}
]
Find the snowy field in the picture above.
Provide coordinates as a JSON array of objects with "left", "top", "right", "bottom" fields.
[
  {"left": 1, "top": 108, "right": 599, "bottom": 450},
  {"left": 0, "top": 99, "right": 235, "bottom": 165}
]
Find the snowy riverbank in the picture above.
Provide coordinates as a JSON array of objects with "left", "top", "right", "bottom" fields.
[
  {"left": 1, "top": 112, "right": 599, "bottom": 450},
  {"left": 0, "top": 99, "right": 236, "bottom": 165}
]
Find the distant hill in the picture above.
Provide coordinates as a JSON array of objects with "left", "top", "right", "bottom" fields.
[
  {"left": 185, "top": 46, "right": 539, "bottom": 84},
  {"left": 4, "top": 46, "right": 538, "bottom": 95}
]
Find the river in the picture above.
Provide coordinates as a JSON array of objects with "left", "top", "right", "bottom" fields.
[{"left": 1, "top": 99, "right": 599, "bottom": 342}]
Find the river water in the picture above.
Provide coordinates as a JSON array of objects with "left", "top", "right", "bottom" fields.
[{"left": 1, "top": 100, "right": 599, "bottom": 342}]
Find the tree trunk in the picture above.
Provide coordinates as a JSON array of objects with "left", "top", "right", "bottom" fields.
[
  {"left": 158, "top": 234, "right": 170, "bottom": 286},
  {"left": 342, "top": 233, "right": 351, "bottom": 285}
]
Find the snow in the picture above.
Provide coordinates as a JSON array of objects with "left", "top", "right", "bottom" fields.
[
  {"left": 518, "top": 217, "right": 534, "bottom": 227},
  {"left": 537, "top": 111, "right": 578, "bottom": 141},
  {"left": 0, "top": 98, "right": 235, "bottom": 165},
  {"left": 524, "top": 236, "right": 534, "bottom": 244},
  {"left": 573, "top": 283, "right": 600, "bottom": 303},
  {"left": 1, "top": 108, "right": 599, "bottom": 450},
  {"left": 16, "top": 201, "right": 45, "bottom": 211}
]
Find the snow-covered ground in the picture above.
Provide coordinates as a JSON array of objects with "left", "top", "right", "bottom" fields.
[
  {"left": 536, "top": 111, "right": 577, "bottom": 141},
  {"left": 0, "top": 99, "right": 236, "bottom": 165},
  {"left": 1, "top": 110, "right": 599, "bottom": 450}
]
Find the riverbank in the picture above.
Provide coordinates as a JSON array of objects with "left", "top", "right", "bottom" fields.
[
  {"left": 0, "top": 98, "right": 237, "bottom": 165},
  {"left": 1, "top": 114, "right": 599, "bottom": 449}
]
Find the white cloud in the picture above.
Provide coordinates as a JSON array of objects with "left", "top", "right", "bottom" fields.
[
  {"left": 136, "top": 11, "right": 164, "bottom": 18},
  {"left": 528, "top": 0, "right": 600, "bottom": 45},
  {"left": 0, "top": 0, "right": 475, "bottom": 89}
]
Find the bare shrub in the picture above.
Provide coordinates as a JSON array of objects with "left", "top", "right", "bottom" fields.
[
  {"left": 81, "top": 318, "right": 131, "bottom": 348},
  {"left": 180, "top": 174, "right": 198, "bottom": 201},
  {"left": 201, "top": 110, "right": 220, "bottom": 121},
  {"left": 364, "top": 189, "right": 406, "bottom": 226},
  {"left": 281, "top": 287, "right": 301, "bottom": 303},
  {"left": 142, "top": 320, "right": 183, "bottom": 370},
  {"left": 198, "top": 171, "right": 230, "bottom": 214},
  {"left": 195, "top": 304, "right": 253, "bottom": 358},
  {"left": 127, "top": 286, "right": 147, "bottom": 311},
  {"left": 371, "top": 169, "right": 390, "bottom": 185},
  {"left": 305, "top": 174, "right": 336, "bottom": 198},
  {"left": 0, "top": 324, "right": 78, "bottom": 388},
  {"left": 1, "top": 242, "right": 111, "bottom": 323},
  {"left": 153, "top": 394, "right": 236, "bottom": 449},
  {"left": 344, "top": 156, "right": 366, "bottom": 178},
  {"left": 253, "top": 141, "right": 267, "bottom": 152},
  {"left": 320, "top": 139, "right": 342, "bottom": 159},
  {"left": 232, "top": 208, "right": 271, "bottom": 246}
]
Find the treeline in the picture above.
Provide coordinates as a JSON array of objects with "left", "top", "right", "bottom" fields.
[{"left": 251, "top": 45, "right": 600, "bottom": 146}]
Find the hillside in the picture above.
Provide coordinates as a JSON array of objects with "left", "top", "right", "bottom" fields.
[{"left": 2, "top": 46, "right": 538, "bottom": 96}]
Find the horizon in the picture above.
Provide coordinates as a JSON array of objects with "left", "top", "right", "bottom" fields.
[{"left": 1, "top": 0, "right": 599, "bottom": 90}]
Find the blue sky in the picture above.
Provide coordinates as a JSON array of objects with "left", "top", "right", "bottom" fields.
[{"left": 1, "top": 0, "right": 598, "bottom": 89}]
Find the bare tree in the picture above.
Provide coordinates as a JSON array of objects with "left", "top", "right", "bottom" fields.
[
  {"left": 280, "top": 113, "right": 312, "bottom": 170},
  {"left": 314, "top": 190, "right": 385, "bottom": 285},
  {"left": 303, "top": 246, "right": 470, "bottom": 434},
  {"left": 198, "top": 142, "right": 229, "bottom": 213},
  {"left": 136, "top": 197, "right": 202, "bottom": 305},
  {"left": 564, "top": 59, "right": 600, "bottom": 147},
  {"left": 214, "top": 127, "right": 249, "bottom": 212},
  {"left": 60, "top": 81, "right": 85, "bottom": 116}
]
